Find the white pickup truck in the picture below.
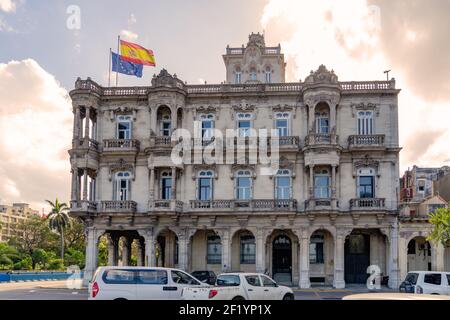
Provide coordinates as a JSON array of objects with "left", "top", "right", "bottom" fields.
[{"left": 181, "top": 273, "right": 294, "bottom": 300}]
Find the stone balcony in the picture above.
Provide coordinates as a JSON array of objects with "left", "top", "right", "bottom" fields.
[
  {"left": 99, "top": 200, "right": 137, "bottom": 213},
  {"left": 190, "top": 199, "right": 297, "bottom": 212},
  {"left": 103, "top": 139, "right": 140, "bottom": 153},
  {"left": 348, "top": 135, "right": 386, "bottom": 150},
  {"left": 70, "top": 200, "right": 98, "bottom": 215},
  {"left": 349, "top": 198, "right": 385, "bottom": 211},
  {"left": 304, "top": 133, "right": 338, "bottom": 147},
  {"left": 305, "top": 198, "right": 338, "bottom": 211},
  {"left": 150, "top": 199, "right": 184, "bottom": 212},
  {"left": 72, "top": 138, "right": 99, "bottom": 151}
]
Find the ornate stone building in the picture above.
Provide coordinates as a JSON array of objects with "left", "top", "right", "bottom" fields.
[{"left": 69, "top": 33, "right": 403, "bottom": 288}]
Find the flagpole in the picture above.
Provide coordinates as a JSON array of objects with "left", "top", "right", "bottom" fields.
[
  {"left": 108, "top": 48, "right": 112, "bottom": 87},
  {"left": 116, "top": 35, "right": 120, "bottom": 87}
]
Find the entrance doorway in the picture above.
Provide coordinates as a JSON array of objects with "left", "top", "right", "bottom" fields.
[
  {"left": 272, "top": 235, "right": 292, "bottom": 283},
  {"left": 345, "top": 233, "right": 370, "bottom": 284}
]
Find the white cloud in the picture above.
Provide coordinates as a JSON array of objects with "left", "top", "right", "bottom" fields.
[
  {"left": 261, "top": 0, "right": 450, "bottom": 173},
  {"left": 120, "top": 29, "right": 138, "bottom": 41},
  {"left": 0, "top": 59, "right": 72, "bottom": 212},
  {"left": 0, "top": 0, "right": 16, "bottom": 13}
]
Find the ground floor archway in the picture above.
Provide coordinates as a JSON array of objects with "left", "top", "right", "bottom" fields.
[{"left": 407, "top": 236, "right": 432, "bottom": 272}]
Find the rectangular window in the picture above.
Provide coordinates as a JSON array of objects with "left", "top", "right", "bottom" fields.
[
  {"left": 161, "top": 178, "right": 172, "bottom": 200},
  {"left": 359, "top": 176, "right": 374, "bottom": 198},
  {"left": 202, "top": 120, "right": 214, "bottom": 140},
  {"left": 117, "top": 121, "right": 131, "bottom": 139},
  {"left": 309, "top": 235, "right": 324, "bottom": 264},
  {"left": 357, "top": 111, "right": 374, "bottom": 135},
  {"left": 236, "top": 177, "right": 252, "bottom": 200},
  {"left": 207, "top": 235, "right": 222, "bottom": 264},
  {"left": 276, "top": 176, "right": 290, "bottom": 199},
  {"left": 424, "top": 274, "right": 441, "bottom": 285},
  {"left": 314, "top": 175, "right": 330, "bottom": 198},
  {"left": 316, "top": 117, "right": 329, "bottom": 134},
  {"left": 137, "top": 270, "right": 168, "bottom": 285},
  {"left": 240, "top": 235, "right": 256, "bottom": 264},
  {"left": 276, "top": 119, "right": 289, "bottom": 137},
  {"left": 103, "top": 269, "right": 136, "bottom": 284},
  {"left": 198, "top": 178, "right": 212, "bottom": 201},
  {"left": 265, "top": 72, "right": 271, "bottom": 83},
  {"left": 235, "top": 72, "right": 241, "bottom": 84},
  {"left": 238, "top": 120, "right": 251, "bottom": 137},
  {"left": 161, "top": 120, "right": 171, "bottom": 136}
]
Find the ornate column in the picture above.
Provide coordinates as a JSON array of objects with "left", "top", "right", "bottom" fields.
[
  {"left": 107, "top": 234, "right": 119, "bottom": 266},
  {"left": 171, "top": 167, "right": 177, "bottom": 200},
  {"left": 84, "top": 106, "right": 90, "bottom": 140},
  {"left": 83, "top": 227, "right": 102, "bottom": 286},
  {"left": 309, "top": 165, "right": 314, "bottom": 197},
  {"left": 299, "top": 228, "right": 311, "bottom": 288},
  {"left": 136, "top": 239, "right": 144, "bottom": 267},
  {"left": 432, "top": 242, "right": 445, "bottom": 272},
  {"left": 71, "top": 166, "right": 78, "bottom": 202},
  {"left": 256, "top": 228, "right": 266, "bottom": 274},
  {"left": 82, "top": 170, "right": 88, "bottom": 201},
  {"left": 149, "top": 168, "right": 155, "bottom": 204},
  {"left": 140, "top": 229, "right": 156, "bottom": 267},
  {"left": 73, "top": 106, "right": 81, "bottom": 142},
  {"left": 398, "top": 233, "right": 408, "bottom": 283},
  {"left": 333, "top": 230, "right": 346, "bottom": 289},
  {"left": 122, "top": 237, "right": 132, "bottom": 266},
  {"left": 388, "top": 225, "right": 400, "bottom": 289},
  {"left": 330, "top": 104, "right": 337, "bottom": 133},
  {"left": 178, "top": 230, "right": 189, "bottom": 271},
  {"left": 220, "top": 229, "right": 231, "bottom": 272},
  {"left": 308, "top": 105, "right": 315, "bottom": 133}
]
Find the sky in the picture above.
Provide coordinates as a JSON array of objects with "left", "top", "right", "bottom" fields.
[{"left": 0, "top": 0, "right": 449, "bottom": 212}]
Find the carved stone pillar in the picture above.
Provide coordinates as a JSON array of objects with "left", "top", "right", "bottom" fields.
[
  {"left": 140, "top": 229, "right": 156, "bottom": 267},
  {"left": 171, "top": 167, "right": 177, "bottom": 200},
  {"left": 299, "top": 229, "right": 311, "bottom": 288},
  {"left": 107, "top": 234, "right": 119, "bottom": 266},
  {"left": 82, "top": 170, "right": 88, "bottom": 201},
  {"left": 84, "top": 106, "right": 90, "bottom": 140},
  {"left": 83, "top": 227, "right": 102, "bottom": 286},
  {"left": 149, "top": 168, "right": 155, "bottom": 203},
  {"left": 256, "top": 228, "right": 266, "bottom": 274},
  {"left": 388, "top": 225, "right": 400, "bottom": 289},
  {"left": 309, "top": 165, "right": 314, "bottom": 197},
  {"left": 178, "top": 232, "right": 189, "bottom": 271},
  {"left": 220, "top": 229, "right": 231, "bottom": 272},
  {"left": 136, "top": 239, "right": 144, "bottom": 267},
  {"left": 73, "top": 106, "right": 81, "bottom": 141},
  {"left": 121, "top": 237, "right": 132, "bottom": 266},
  {"left": 333, "top": 230, "right": 346, "bottom": 289},
  {"left": 71, "top": 167, "right": 78, "bottom": 201}
]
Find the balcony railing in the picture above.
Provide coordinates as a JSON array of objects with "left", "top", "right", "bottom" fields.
[
  {"left": 305, "top": 198, "right": 333, "bottom": 209},
  {"left": 154, "top": 136, "right": 172, "bottom": 146},
  {"left": 276, "top": 136, "right": 300, "bottom": 147},
  {"left": 73, "top": 138, "right": 99, "bottom": 150},
  {"left": 70, "top": 200, "right": 97, "bottom": 212},
  {"left": 190, "top": 199, "right": 297, "bottom": 211},
  {"left": 151, "top": 200, "right": 184, "bottom": 212},
  {"left": 350, "top": 198, "right": 385, "bottom": 210},
  {"left": 305, "top": 133, "right": 338, "bottom": 146},
  {"left": 348, "top": 135, "right": 385, "bottom": 148},
  {"left": 103, "top": 139, "right": 140, "bottom": 152},
  {"left": 100, "top": 200, "right": 137, "bottom": 213}
]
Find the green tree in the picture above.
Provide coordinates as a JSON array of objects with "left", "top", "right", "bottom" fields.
[
  {"left": 0, "top": 243, "right": 19, "bottom": 269},
  {"left": 64, "top": 217, "right": 85, "bottom": 252},
  {"left": 427, "top": 207, "right": 450, "bottom": 245},
  {"left": 46, "top": 198, "right": 71, "bottom": 261}
]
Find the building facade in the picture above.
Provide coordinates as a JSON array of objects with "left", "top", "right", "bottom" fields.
[
  {"left": 0, "top": 203, "right": 39, "bottom": 242},
  {"left": 400, "top": 165, "right": 450, "bottom": 202},
  {"left": 69, "top": 33, "right": 403, "bottom": 288}
]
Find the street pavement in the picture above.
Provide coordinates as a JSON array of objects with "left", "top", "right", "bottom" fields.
[{"left": 0, "top": 280, "right": 394, "bottom": 300}]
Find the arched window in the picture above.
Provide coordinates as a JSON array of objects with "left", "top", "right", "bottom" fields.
[
  {"left": 235, "top": 67, "right": 242, "bottom": 84},
  {"left": 274, "top": 112, "right": 290, "bottom": 137},
  {"left": 114, "top": 171, "right": 131, "bottom": 201},
  {"left": 235, "top": 170, "right": 252, "bottom": 200},
  {"left": 117, "top": 115, "right": 132, "bottom": 139},
  {"left": 315, "top": 111, "right": 329, "bottom": 134},
  {"left": 158, "top": 106, "right": 172, "bottom": 137},
  {"left": 265, "top": 67, "right": 272, "bottom": 83},
  {"left": 310, "top": 233, "right": 324, "bottom": 264},
  {"left": 314, "top": 168, "right": 330, "bottom": 199},
  {"left": 160, "top": 171, "right": 172, "bottom": 200},
  {"left": 249, "top": 67, "right": 257, "bottom": 81},
  {"left": 240, "top": 233, "right": 256, "bottom": 264},
  {"left": 199, "top": 114, "right": 215, "bottom": 140},
  {"left": 357, "top": 111, "right": 374, "bottom": 135},
  {"left": 197, "top": 170, "right": 213, "bottom": 201},
  {"left": 357, "top": 168, "right": 375, "bottom": 198},
  {"left": 275, "top": 169, "right": 291, "bottom": 199}
]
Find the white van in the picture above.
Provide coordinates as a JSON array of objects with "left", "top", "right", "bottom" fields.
[
  {"left": 399, "top": 271, "right": 450, "bottom": 295},
  {"left": 88, "top": 266, "right": 207, "bottom": 300}
]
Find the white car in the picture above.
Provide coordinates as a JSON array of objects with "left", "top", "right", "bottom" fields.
[
  {"left": 88, "top": 266, "right": 207, "bottom": 300},
  {"left": 181, "top": 273, "right": 295, "bottom": 300},
  {"left": 399, "top": 271, "right": 450, "bottom": 295}
]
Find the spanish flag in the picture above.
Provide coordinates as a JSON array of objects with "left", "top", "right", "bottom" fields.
[{"left": 120, "top": 40, "right": 156, "bottom": 66}]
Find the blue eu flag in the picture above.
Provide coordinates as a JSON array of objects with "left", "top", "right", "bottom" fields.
[{"left": 112, "top": 52, "right": 143, "bottom": 78}]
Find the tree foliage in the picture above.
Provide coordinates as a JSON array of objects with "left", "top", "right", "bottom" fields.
[{"left": 427, "top": 207, "right": 450, "bottom": 245}]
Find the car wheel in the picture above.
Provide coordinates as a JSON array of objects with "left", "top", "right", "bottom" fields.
[
  {"left": 232, "top": 296, "right": 245, "bottom": 301},
  {"left": 282, "top": 293, "right": 294, "bottom": 300},
  {"left": 114, "top": 298, "right": 128, "bottom": 301}
]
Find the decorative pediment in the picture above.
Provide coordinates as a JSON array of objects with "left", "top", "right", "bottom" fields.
[
  {"left": 191, "top": 164, "right": 218, "bottom": 180},
  {"left": 151, "top": 69, "right": 185, "bottom": 89},
  {"left": 305, "top": 65, "right": 339, "bottom": 84},
  {"left": 105, "top": 106, "right": 138, "bottom": 121},
  {"left": 232, "top": 100, "right": 256, "bottom": 112},
  {"left": 353, "top": 155, "right": 380, "bottom": 177},
  {"left": 230, "top": 164, "right": 257, "bottom": 179},
  {"left": 271, "top": 104, "right": 296, "bottom": 119},
  {"left": 194, "top": 105, "right": 218, "bottom": 120},
  {"left": 108, "top": 158, "right": 135, "bottom": 181},
  {"left": 351, "top": 103, "right": 380, "bottom": 117}
]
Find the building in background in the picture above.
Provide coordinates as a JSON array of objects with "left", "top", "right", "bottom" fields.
[
  {"left": 70, "top": 33, "right": 402, "bottom": 288},
  {"left": 400, "top": 165, "right": 450, "bottom": 202},
  {"left": 0, "top": 203, "right": 40, "bottom": 242},
  {"left": 433, "top": 170, "right": 450, "bottom": 202}
]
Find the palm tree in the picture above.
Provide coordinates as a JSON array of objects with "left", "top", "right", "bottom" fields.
[{"left": 46, "top": 198, "right": 71, "bottom": 261}]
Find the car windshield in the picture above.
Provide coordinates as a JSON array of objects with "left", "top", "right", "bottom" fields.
[
  {"left": 171, "top": 270, "right": 200, "bottom": 285},
  {"left": 404, "top": 273, "right": 419, "bottom": 285},
  {"left": 192, "top": 271, "right": 208, "bottom": 279},
  {"left": 216, "top": 275, "right": 240, "bottom": 286}
]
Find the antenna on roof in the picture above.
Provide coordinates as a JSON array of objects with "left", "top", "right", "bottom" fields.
[{"left": 384, "top": 70, "right": 391, "bottom": 81}]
